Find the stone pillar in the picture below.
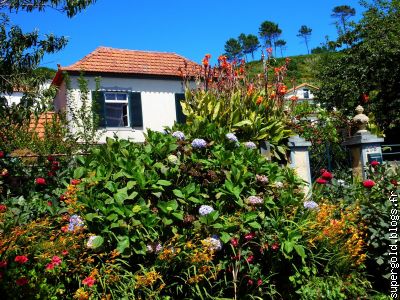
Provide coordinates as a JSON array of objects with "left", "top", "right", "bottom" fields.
[
  {"left": 288, "top": 135, "right": 312, "bottom": 194},
  {"left": 259, "top": 140, "right": 272, "bottom": 161},
  {"left": 343, "top": 105, "right": 384, "bottom": 179}
]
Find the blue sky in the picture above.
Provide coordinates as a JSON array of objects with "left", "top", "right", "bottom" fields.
[{"left": 8, "top": 0, "right": 364, "bottom": 69}]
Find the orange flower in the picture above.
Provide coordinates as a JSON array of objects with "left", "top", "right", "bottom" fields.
[
  {"left": 205, "top": 54, "right": 211, "bottom": 59},
  {"left": 256, "top": 96, "right": 263, "bottom": 105},
  {"left": 290, "top": 95, "right": 298, "bottom": 101},
  {"left": 270, "top": 91, "right": 276, "bottom": 98},
  {"left": 247, "top": 84, "right": 254, "bottom": 96}
]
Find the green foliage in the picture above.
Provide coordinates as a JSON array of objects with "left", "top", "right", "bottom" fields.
[
  {"left": 258, "top": 20, "right": 281, "bottom": 48},
  {"left": 181, "top": 53, "right": 293, "bottom": 160},
  {"left": 291, "top": 103, "right": 351, "bottom": 178},
  {"left": 317, "top": 0, "right": 400, "bottom": 131},
  {"left": 224, "top": 38, "right": 242, "bottom": 60},
  {"left": 238, "top": 33, "right": 260, "bottom": 61},
  {"left": 311, "top": 162, "right": 400, "bottom": 293},
  {"left": 65, "top": 73, "right": 102, "bottom": 147}
]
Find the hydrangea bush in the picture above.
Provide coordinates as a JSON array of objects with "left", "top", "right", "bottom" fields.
[{"left": 58, "top": 128, "right": 372, "bottom": 299}]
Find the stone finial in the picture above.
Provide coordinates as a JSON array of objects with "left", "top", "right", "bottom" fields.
[{"left": 353, "top": 105, "right": 369, "bottom": 133}]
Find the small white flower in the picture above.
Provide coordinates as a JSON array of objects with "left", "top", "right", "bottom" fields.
[
  {"left": 244, "top": 141, "right": 257, "bottom": 149},
  {"left": 304, "top": 200, "right": 319, "bottom": 210},
  {"left": 274, "top": 181, "right": 283, "bottom": 188},
  {"left": 226, "top": 133, "right": 238, "bottom": 143},
  {"left": 191, "top": 138, "right": 207, "bottom": 149},
  {"left": 199, "top": 205, "right": 214, "bottom": 216},
  {"left": 86, "top": 235, "right": 102, "bottom": 249},
  {"left": 167, "top": 154, "right": 179, "bottom": 164},
  {"left": 172, "top": 131, "right": 185, "bottom": 140},
  {"left": 245, "top": 196, "right": 264, "bottom": 206},
  {"left": 203, "top": 237, "right": 222, "bottom": 251}
]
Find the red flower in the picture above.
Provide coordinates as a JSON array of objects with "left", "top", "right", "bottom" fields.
[
  {"left": 230, "top": 238, "right": 239, "bottom": 247},
  {"left": 35, "top": 177, "right": 46, "bottom": 185},
  {"left": 45, "top": 263, "right": 55, "bottom": 270},
  {"left": 47, "top": 155, "right": 54, "bottom": 162},
  {"left": 16, "top": 277, "right": 28, "bottom": 286},
  {"left": 244, "top": 232, "right": 255, "bottom": 241},
  {"left": 47, "top": 201, "right": 52, "bottom": 206},
  {"left": 362, "top": 93, "right": 369, "bottom": 103},
  {"left": 62, "top": 250, "right": 69, "bottom": 256},
  {"left": 60, "top": 194, "right": 66, "bottom": 201},
  {"left": 0, "top": 261, "right": 7, "bottom": 268},
  {"left": 257, "top": 278, "right": 263, "bottom": 286},
  {"left": 247, "top": 279, "right": 254, "bottom": 286},
  {"left": 321, "top": 171, "right": 333, "bottom": 180},
  {"left": 246, "top": 255, "right": 254, "bottom": 263},
  {"left": 0, "top": 151, "right": 4, "bottom": 158},
  {"left": 51, "top": 256, "right": 62, "bottom": 266},
  {"left": 316, "top": 178, "right": 327, "bottom": 184},
  {"left": 61, "top": 226, "right": 68, "bottom": 233},
  {"left": 82, "top": 276, "right": 96, "bottom": 287},
  {"left": 0, "top": 204, "right": 6, "bottom": 213},
  {"left": 363, "top": 179, "right": 375, "bottom": 188},
  {"left": 271, "top": 242, "right": 280, "bottom": 251},
  {"left": 51, "top": 161, "right": 60, "bottom": 171},
  {"left": 391, "top": 179, "right": 398, "bottom": 186},
  {"left": 370, "top": 160, "right": 380, "bottom": 167},
  {"left": 14, "top": 255, "right": 28, "bottom": 264},
  {"left": 71, "top": 179, "right": 81, "bottom": 185}
]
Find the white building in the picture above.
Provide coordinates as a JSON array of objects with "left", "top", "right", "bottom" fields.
[
  {"left": 284, "top": 83, "right": 319, "bottom": 104},
  {"left": 1, "top": 81, "right": 51, "bottom": 106},
  {"left": 52, "top": 46, "right": 200, "bottom": 143}
]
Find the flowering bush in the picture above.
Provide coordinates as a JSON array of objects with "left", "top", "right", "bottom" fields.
[
  {"left": 179, "top": 52, "right": 293, "bottom": 159},
  {"left": 311, "top": 162, "right": 400, "bottom": 293},
  {"left": 56, "top": 128, "right": 376, "bottom": 299}
]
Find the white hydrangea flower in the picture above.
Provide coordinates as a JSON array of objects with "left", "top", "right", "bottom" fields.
[{"left": 199, "top": 205, "right": 214, "bottom": 216}]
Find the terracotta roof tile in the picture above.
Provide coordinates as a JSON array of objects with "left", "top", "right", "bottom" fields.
[
  {"left": 60, "top": 46, "right": 201, "bottom": 77},
  {"left": 29, "top": 112, "right": 59, "bottom": 139}
]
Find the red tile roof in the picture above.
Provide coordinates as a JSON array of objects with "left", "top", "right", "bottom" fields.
[
  {"left": 59, "top": 46, "right": 200, "bottom": 78},
  {"left": 29, "top": 112, "right": 59, "bottom": 139}
]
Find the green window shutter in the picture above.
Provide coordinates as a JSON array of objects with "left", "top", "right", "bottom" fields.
[
  {"left": 175, "top": 93, "right": 186, "bottom": 124},
  {"left": 129, "top": 92, "right": 143, "bottom": 127},
  {"left": 91, "top": 91, "right": 105, "bottom": 128}
]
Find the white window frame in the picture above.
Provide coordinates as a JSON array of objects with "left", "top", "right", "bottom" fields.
[{"left": 104, "top": 92, "right": 130, "bottom": 128}]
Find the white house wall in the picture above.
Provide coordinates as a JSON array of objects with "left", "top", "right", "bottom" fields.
[
  {"left": 2, "top": 92, "right": 24, "bottom": 106},
  {"left": 284, "top": 88, "right": 316, "bottom": 103},
  {"left": 59, "top": 75, "right": 186, "bottom": 143}
]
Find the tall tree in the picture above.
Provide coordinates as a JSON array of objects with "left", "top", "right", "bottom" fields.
[
  {"left": 274, "top": 39, "right": 286, "bottom": 57},
  {"left": 0, "top": 1, "right": 96, "bottom": 95},
  {"left": 0, "top": 0, "right": 97, "bottom": 119},
  {"left": 318, "top": 0, "right": 400, "bottom": 134},
  {"left": 297, "top": 25, "right": 312, "bottom": 54},
  {"left": 259, "top": 20, "right": 281, "bottom": 55},
  {"left": 224, "top": 38, "right": 242, "bottom": 61},
  {"left": 331, "top": 5, "right": 356, "bottom": 36},
  {"left": 238, "top": 33, "right": 260, "bottom": 61}
]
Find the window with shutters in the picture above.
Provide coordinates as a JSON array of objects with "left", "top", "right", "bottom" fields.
[
  {"left": 92, "top": 91, "right": 143, "bottom": 129},
  {"left": 303, "top": 89, "right": 310, "bottom": 99},
  {"left": 104, "top": 92, "right": 130, "bottom": 127}
]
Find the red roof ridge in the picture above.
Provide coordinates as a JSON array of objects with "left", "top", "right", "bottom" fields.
[
  {"left": 286, "top": 82, "right": 319, "bottom": 94},
  {"left": 60, "top": 46, "right": 199, "bottom": 71}
]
